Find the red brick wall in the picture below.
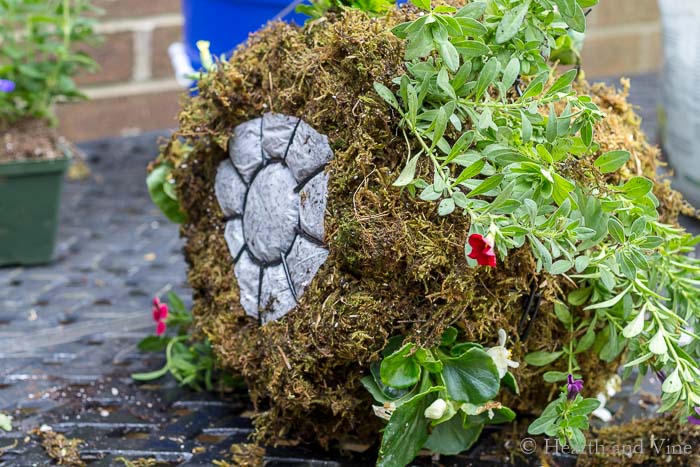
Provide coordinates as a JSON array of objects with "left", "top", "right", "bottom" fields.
[
  {"left": 57, "top": 0, "right": 184, "bottom": 141},
  {"left": 58, "top": 0, "right": 663, "bottom": 142},
  {"left": 582, "top": 0, "right": 662, "bottom": 78}
]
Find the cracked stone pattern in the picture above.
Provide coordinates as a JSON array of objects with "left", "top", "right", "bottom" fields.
[
  {"left": 243, "top": 164, "right": 299, "bottom": 264},
  {"left": 228, "top": 118, "right": 263, "bottom": 183},
  {"left": 287, "top": 236, "right": 329, "bottom": 298},
  {"left": 262, "top": 113, "right": 299, "bottom": 160},
  {"left": 215, "top": 159, "right": 246, "bottom": 217},
  {"left": 300, "top": 171, "right": 330, "bottom": 241},
  {"left": 286, "top": 120, "right": 334, "bottom": 183},
  {"left": 224, "top": 218, "right": 245, "bottom": 259},
  {"left": 216, "top": 113, "right": 334, "bottom": 323}
]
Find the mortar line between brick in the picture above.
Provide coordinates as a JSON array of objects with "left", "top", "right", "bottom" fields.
[
  {"left": 82, "top": 78, "right": 183, "bottom": 99},
  {"left": 96, "top": 14, "right": 183, "bottom": 34},
  {"left": 587, "top": 21, "right": 661, "bottom": 39}
]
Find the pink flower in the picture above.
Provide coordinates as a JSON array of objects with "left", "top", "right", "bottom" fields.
[
  {"left": 152, "top": 297, "right": 169, "bottom": 336},
  {"left": 689, "top": 407, "right": 700, "bottom": 426},
  {"left": 467, "top": 233, "right": 497, "bottom": 268}
]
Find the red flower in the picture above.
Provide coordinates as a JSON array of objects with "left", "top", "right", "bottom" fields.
[
  {"left": 152, "top": 297, "right": 169, "bottom": 336},
  {"left": 467, "top": 233, "right": 497, "bottom": 268}
]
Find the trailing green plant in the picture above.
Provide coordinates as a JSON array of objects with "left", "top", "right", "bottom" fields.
[
  {"left": 132, "top": 292, "right": 240, "bottom": 391},
  {"left": 364, "top": 327, "right": 517, "bottom": 466},
  {"left": 297, "top": 0, "right": 396, "bottom": 20},
  {"left": 527, "top": 373, "right": 600, "bottom": 452},
  {"left": 0, "top": 0, "right": 100, "bottom": 123},
  {"left": 369, "top": 0, "right": 700, "bottom": 455},
  {"left": 147, "top": 162, "right": 187, "bottom": 224}
]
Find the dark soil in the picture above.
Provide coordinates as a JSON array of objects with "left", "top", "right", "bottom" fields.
[{"left": 0, "top": 118, "right": 66, "bottom": 163}]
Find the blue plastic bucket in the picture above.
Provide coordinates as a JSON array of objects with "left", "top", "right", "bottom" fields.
[
  {"left": 182, "top": 0, "right": 409, "bottom": 70},
  {"left": 182, "top": 0, "right": 310, "bottom": 70}
]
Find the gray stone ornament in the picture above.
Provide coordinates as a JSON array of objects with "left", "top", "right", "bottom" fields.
[{"left": 215, "top": 113, "right": 333, "bottom": 324}]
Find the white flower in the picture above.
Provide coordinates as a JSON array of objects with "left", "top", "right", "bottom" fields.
[
  {"left": 486, "top": 329, "right": 520, "bottom": 378},
  {"left": 591, "top": 393, "right": 612, "bottom": 422},
  {"left": 372, "top": 402, "right": 396, "bottom": 421},
  {"left": 424, "top": 398, "right": 448, "bottom": 420}
]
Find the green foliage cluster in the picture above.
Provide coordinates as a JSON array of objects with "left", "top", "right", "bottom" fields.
[
  {"left": 297, "top": 0, "right": 396, "bottom": 20},
  {"left": 527, "top": 389, "right": 600, "bottom": 452},
  {"left": 147, "top": 163, "right": 187, "bottom": 224},
  {"left": 363, "top": 328, "right": 517, "bottom": 466},
  {"left": 369, "top": 0, "right": 700, "bottom": 457},
  {"left": 132, "top": 292, "right": 239, "bottom": 392},
  {"left": 0, "top": 0, "right": 100, "bottom": 123}
]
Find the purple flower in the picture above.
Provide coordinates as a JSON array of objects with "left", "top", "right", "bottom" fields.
[
  {"left": 567, "top": 374, "right": 584, "bottom": 400},
  {"left": 0, "top": 79, "right": 15, "bottom": 93},
  {"left": 688, "top": 407, "right": 700, "bottom": 426}
]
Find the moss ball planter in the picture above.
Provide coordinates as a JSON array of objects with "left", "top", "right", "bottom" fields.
[{"left": 157, "top": 2, "right": 698, "bottom": 463}]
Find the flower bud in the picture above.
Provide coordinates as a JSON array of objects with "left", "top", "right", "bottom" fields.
[{"left": 424, "top": 398, "right": 447, "bottom": 420}]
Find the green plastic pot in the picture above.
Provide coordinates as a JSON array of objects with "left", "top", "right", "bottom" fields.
[{"left": 0, "top": 157, "right": 69, "bottom": 266}]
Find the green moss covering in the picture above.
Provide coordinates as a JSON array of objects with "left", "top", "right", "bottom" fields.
[{"left": 158, "top": 1, "right": 689, "bottom": 448}]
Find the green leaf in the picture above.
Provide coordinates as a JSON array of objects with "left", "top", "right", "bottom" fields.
[
  {"left": 0, "top": 413, "right": 12, "bottom": 432},
  {"left": 575, "top": 329, "right": 596, "bottom": 353},
  {"left": 437, "top": 67, "right": 456, "bottom": 100},
  {"left": 502, "top": 56, "right": 520, "bottom": 91},
  {"left": 377, "top": 387, "right": 440, "bottom": 467},
  {"left": 373, "top": 82, "right": 399, "bottom": 109},
  {"left": 132, "top": 364, "right": 170, "bottom": 382},
  {"left": 147, "top": 164, "right": 187, "bottom": 224},
  {"left": 528, "top": 410, "right": 558, "bottom": 435},
  {"left": 138, "top": 336, "right": 169, "bottom": 352},
  {"left": 441, "top": 348, "right": 500, "bottom": 404},
  {"left": 456, "top": 2, "right": 486, "bottom": 19},
  {"left": 543, "top": 371, "right": 569, "bottom": 383},
  {"left": 380, "top": 343, "right": 421, "bottom": 389},
  {"left": 424, "top": 413, "right": 483, "bottom": 455},
  {"left": 465, "top": 174, "right": 504, "bottom": 198},
  {"left": 437, "top": 39, "right": 460, "bottom": 72},
  {"left": 496, "top": 0, "right": 531, "bottom": 44},
  {"left": 550, "top": 259, "right": 573, "bottom": 275},
  {"left": 410, "top": 0, "right": 431, "bottom": 11},
  {"left": 621, "top": 176, "right": 653, "bottom": 199},
  {"left": 361, "top": 375, "right": 393, "bottom": 404},
  {"left": 393, "top": 154, "right": 421, "bottom": 187},
  {"left": 608, "top": 217, "right": 625, "bottom": 243},
  {"left": 520, "top": 111, "right": 533, "bottom": 142},
  {"left": 453, "top": 39, "right": 490, "bottom": 58},
  {"left": 552, "top": 173, "right": 575, "bottom": 205},
  {"left": 546, "top": 69, "right": 578, "bottom": 96},
  {"left": 546, "top": 105, "right": 558, "bottom": 142},
  {"left": 524, "top": 351, "right": 563, "bottom": 366},
  {"left": 594, "top": 150, "right": 630, "bottom": 173},
  {"left": 570, "top": 398, "right": 602, "bottom": 416},
  {"left": 554, "top": 302, "right": 572, "bottom": 325},
  {"left": 502, "top": 371, "right": 520, "bottom": 395},
  {"left": 455, "top": 17, "right": 487, "bottom": 37},
  {"left": 474, "top": 57, "right": 499, "bottom": 100},
  {"left": 454, "top": 159, "right": 486, "bottom": 185},
  {"left": 438, "top": 198, "right": 456, "bottom": 216}
]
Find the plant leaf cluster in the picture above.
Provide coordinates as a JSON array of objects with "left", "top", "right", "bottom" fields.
[
  {"left": 371, "top": 0, "right": 700, "bottom": 455},
  {"left": 363, "top": 329, "right": 516, "bottom": 466},
  {"left": 297, "top": 0, "right": 397, "bottom": 20},
  {"left": 132, "top": 292, "right": 240, "bottom": 391},
  {"left": 0, "top": 0, "right": 100, "bottom": 123}
]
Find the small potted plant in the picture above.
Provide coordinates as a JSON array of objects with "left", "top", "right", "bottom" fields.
[{"left": 0, "top": 0, "right": 99, "bottom": 266}]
